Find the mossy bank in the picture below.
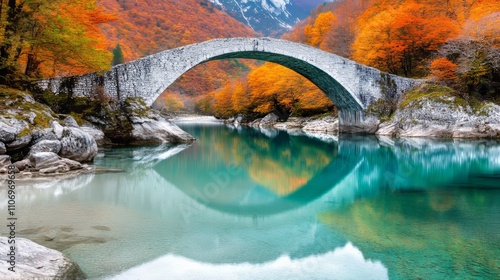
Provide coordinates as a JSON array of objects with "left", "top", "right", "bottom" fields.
[
  {"left": 374, "top": 84, "right": 500, "bottom": 138},
  {"left": 0, "top": 86, "right": 194, "bottom": 175}
]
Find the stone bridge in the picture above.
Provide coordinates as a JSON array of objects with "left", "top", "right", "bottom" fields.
[{"left": 38, "top": 37, "right": 422, "bottom": 131}]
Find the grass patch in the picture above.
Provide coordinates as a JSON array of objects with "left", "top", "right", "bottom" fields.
[{"left": 399, "top": 83, "right": 468, "bottom": 110}]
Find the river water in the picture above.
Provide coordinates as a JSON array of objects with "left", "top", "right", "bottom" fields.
[{"left": 1, "top": 123, "right": 499, "bottom": 279}]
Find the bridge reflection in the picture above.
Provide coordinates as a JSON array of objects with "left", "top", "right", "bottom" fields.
[
  {"left": 5, "top": 130, "right": 500, "bottom": 278},
  {"left": 154, "top": 125, "right": 363, "bottom": 216}
]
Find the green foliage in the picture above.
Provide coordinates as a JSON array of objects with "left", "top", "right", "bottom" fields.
[
  {"left": 112, "top": 44, "right": 125, "bottom": 66},
  {"left": 367, "top": 99, "right": 395, "bottom": 122}
]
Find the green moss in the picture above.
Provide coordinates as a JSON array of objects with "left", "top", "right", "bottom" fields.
[
  {"left": 124, "top": 97, "right": 150, "bottom": 117},
  {"left": 472, "top": 103, "right": 492, "bottom": 117},
  {"left": 69, "top": 112, "right": 85, "bottom": 126},
  {"left": 17, "top": 126, "right": 30, "bottom": 137},
  {"left": 367, "top": 97, "right": 398, "bottom": 122},
  {"left": 399, "top": 83, "right": 467, "bottom": 110},
  {"left": 0, "top": 86, "right": 57, "bottom": 130}
]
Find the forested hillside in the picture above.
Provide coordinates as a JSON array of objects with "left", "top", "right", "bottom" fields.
[
  {"left": 203, "top": 0, "right": 498, "bottom": 118},
  {"left": 0, "top": 0, "right": 114, "bottom": 81},
  {"left": 98, "top": 0, "right": 257, "bottom": 110}
]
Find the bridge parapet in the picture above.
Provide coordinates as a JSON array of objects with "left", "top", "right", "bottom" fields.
[{"left": 38, "top": 37, "right": 423, "bottom": 132}]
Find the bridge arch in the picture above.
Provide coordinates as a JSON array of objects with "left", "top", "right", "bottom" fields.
[{"left": 39, "top": 38, "right": 421, "bottom": 127}]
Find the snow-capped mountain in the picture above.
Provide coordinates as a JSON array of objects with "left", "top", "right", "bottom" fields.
[{"left": 208, "top": 0, "right": 327, "bottom": 36}]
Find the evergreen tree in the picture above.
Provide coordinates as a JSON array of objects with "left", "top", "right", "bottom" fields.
[{"left": 112, "top": 44, "right": 125, "bottom": 66}]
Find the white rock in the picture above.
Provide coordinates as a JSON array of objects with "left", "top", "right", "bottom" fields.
[
  {"left": 6, "top": 134, "right": 32, "bottom": 151},
  {"left": 0, "top": 155, "right": 11, "bottom": 167},
  {"left": 29, "top": 140, "right": 62, "bottom": 155},
  {"left": 60, "top": 127, "right": 98, "bottom": 162},
  {"left": 260, "top": 113, "right": 279, "bottom": 126},
  {"left": 0, "top": 236, "right": 85, "bottom": 279},
  {"left": 302, "top": 118, "right": 339, "bottom": 133},
  {"left": 63, "top": 116, "right": 79, "bottom": 127},
  {"left": 79, "top": 126, "right": 105, "bottom": 146},
  {"left": 51, "top": 121, "right": 64, "bottom": 139},
  {"left": 130, "top": 118, "right": 195, "bottom": 145},
  {"left": 29, "top": 152, "right": 60, "bottom": 169}
]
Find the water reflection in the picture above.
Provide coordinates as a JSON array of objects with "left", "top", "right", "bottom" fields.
[
  {"left": 319, "top": 188, "right": 500, "bottom": 279},
  {"left": 0, "top": 125, "right": 498, "bottom": 279},
  {"left": 154, "top": 125, "right": 361, "bottom": 216}
]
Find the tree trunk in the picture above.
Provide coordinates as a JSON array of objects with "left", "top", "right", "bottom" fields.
[{"left": 0, "top": 0, "right": 23, "bottom": 74}]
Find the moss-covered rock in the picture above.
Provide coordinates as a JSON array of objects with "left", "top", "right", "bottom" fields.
[{"left": 376, "top": 83, "right": 500, "bottom": 138}]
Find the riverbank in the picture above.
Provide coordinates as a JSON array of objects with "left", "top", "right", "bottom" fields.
[
  {"left": 0, "top": 86, "right": 195, "bottom": 176},
  {"left": 216, "top": 84, "right": 500, "bottom": 139}
]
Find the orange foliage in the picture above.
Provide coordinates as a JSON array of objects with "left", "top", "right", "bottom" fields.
[
  {"left": 210, "top": 63, "right": 334, "bottom": 118},
  {"left": 99, "top": 0, "right": 257, "bottom": 102},
  {"left": 430, "top": 58, "right": 458, "bottom": 82},
  {"left": 304, "top": 12, "right": 336, "bottom": 48},
  {"left": 353, "top": 1, "right": 459, "bottom": 76},
  {"left": 1, "top": 0, "right": 115, "bottom": 77}
]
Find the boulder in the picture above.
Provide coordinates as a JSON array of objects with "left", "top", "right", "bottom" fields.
[
  {"left": 30, "top": 128, "right": 58, "bottom": 145},
  {"left": 0, "top": 155, "right": 11, "bottom": 167},
  {"left": 5, "top": 134, "right": 32, "bottom": 151},
  {"left": 60, "top": 127, "right": 98, "bottom": 162},
  {"left": 0, "top": 117, "right": 30, "bottom": 141},
  {"left": 0, "top": 155, "right": 11, "bottom": 173},
  {"left": 0, "top": 142, "right": 5, "bottom": 155},
  {"left": 234, "top": 114, "right": 251, "bottom": 126},
  {"left": 80, "top": 126, "right": 106, "bottom": 146},
  {"left": 130, "top": 118, "right": 195, "bottom": 145},
  {"left": 0, "top": 236, "right": 85, "bottom": 279},
  {"left": 260, "top": 113, "right": 279, "bottom": 127},
  {"left": 63, "top": 116, "right": 79, "bottom": 127},
  {"left": 302, "top": 117, "right": 339, "bottom": 133},
  {"left": 12, "top": 159, "right": 32, "bottom": 171},
  {"left": 28, "top": 152, "right": 82, "bottom": 172},
  {"left": 29, "top": 152, "right": 60, "bottom": 169},
  {"left": 51, "top": 121, "right": 64, "bottom": 139},
  {"left": 376, "top": 121, "right": 398, "bottom": 137},
  {"left": 29, "top": 140, "right": 62, "bottom": 155},
  {"left": 0, "top": 121, "right": 16, "bottom": 143},
  {"left": 59, "top": 158, "right": 83, "bottom": 170}
]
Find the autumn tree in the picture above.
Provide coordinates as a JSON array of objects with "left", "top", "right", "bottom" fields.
[
  {"left": 438, "top": 12, "right": 499, "bottom": 98},
  {"left": 156, "top": 93, "right": 185, "bottom": 112},
  {"left": 304, "top": 12, "right": 336, "bottom": 48},
  {"left": 0, "top": 0, "right": 114, "bottom": 82},
  {"left": 246, "top": 63, "right": 334, "bottom": 118},
  {"left": 430, "top": 57, "right": 458, "bottom": 83},
  {"left": 231, "top": 80, "right": 250, "bottom": 114},
  {"left": 352, "top": 1, "right": 459, "bottom": 77},
  {"left": 213, "top": 81, "right": 235, "bottom": 118},
  {"left": 319, "top": 0, "right": 373, "bottom": 57}
]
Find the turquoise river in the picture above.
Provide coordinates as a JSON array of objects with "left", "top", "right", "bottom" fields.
[{"left": 1, "top": 122, "right": 499, "bottom": 279}]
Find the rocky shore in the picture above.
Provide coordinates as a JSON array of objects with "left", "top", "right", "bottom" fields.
[
  {"left": 223, "top": 85, "right": 500, "bottom": 139},
  {"left": 0, "top": 86, "right": 195, "bottom": 176},
  {"left": 375, "top": 86, "right": 500, "bottom": 138}
]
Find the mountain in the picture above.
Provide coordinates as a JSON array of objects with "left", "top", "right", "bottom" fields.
[{"left": 208, "top": 0, "right": 329, "bottom": 36}]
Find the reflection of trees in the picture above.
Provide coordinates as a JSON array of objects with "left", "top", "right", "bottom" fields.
[
  {"left": 212, "top": 127, "right": 337, "bottom": 196},
  {"left": 318, "top": 189, "right": 500, "bottom": 279}
]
